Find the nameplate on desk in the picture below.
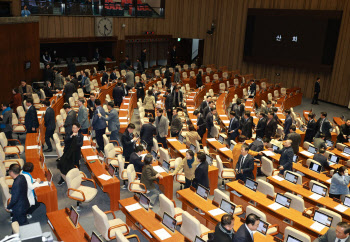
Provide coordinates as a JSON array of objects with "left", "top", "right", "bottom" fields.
[
  {"left": 167, "top": 138, "right": 177, "bottom": 142},
  {"left": 154, "top": 228, "right": 171, "bottom": 240},
  {"left": 27, "top": 145, "right": 40, "bottom": 149},
  {"left": 87, "top": 155, "right": 99, "bottom": 160},
  {"left": 334, "top": 204, "right": 348, "bottom": 212},
  {"left": 271, "top": 175, "right": 284, "bottom": 181},
  {"left": 300, "top": 150, "right": 313, "bottom": 157},
  {"left": 179, "top": 149, "right": 188, "bottom": 153},
  {"left": 310, "top": 222, "right": 326, "bottom": 232},
  {"left": 219, "top": 147, "right": 230, "bottom": 152},
  {"left": 83, "top": 136, "right": 90, "bottom": 141},
  {"left": 262, "top": 151, "right": 275, "bottom": 157},
  {"left": 125, "top": 203, "right": 142, "bottom": 212},
  {"left": 81, "top": 146, "right": 92, "bottom": 149},
  {"left": 222, "top": 120, "right": 230, "bottom": 124},
  {"left": 309, "top": 193, "right": 322, "bottom": 201},
  {"left": 219, "top": 115, "right": 227, "bottom": 117},
  {"left": 267, "top": 203, "right": 283, "bottom": 211},
  {"left": 208, "top": 208, "right": 225, "bottom": 216},
  {"left": 98, "top": 174, "right": 112, "bottom": 181},
  {"left": 207, "top": 138, "right": 216, "bottom": 142},
  {"left": 119, "top": 117, "right": 127, "bottom": 120}
]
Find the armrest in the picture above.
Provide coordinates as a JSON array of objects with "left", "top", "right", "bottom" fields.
[
  {"left": 200, "top": 230, "right": 215, "bottom": 238},
  {"left": 110, "top": 140, "right": 120, "bottom": 146},
  {"left": 129, "top": 182, "right": 147, "bottom": 193},
  {"left": 125, "top": 235, "right": 140, "bottom": 242},
  {"left": 81, "top": 177, "right": 97, "bottom": 188},
  {"left": 158, "top": 143, "right": 164, "bottom": 148},
  {"left": 108, "top": 223, "right": 129, "bottom": 240},
  {"left": 106, "top": 157, "right": 119, "bottom": 165},
  {"left": 8, "top": 139, "right": 21, "bottom": 145},
  {"left": 3, "top": 159, "right": 21, "bottom": 166},
  {"left": 121, "top": 170, "right": 127, "bottom": 178},
  {"left": 5, "top": 152, "right": 20, "bottom": 158},
  {"left": 175, "top": 173, "right": 185, "bottom": 183},
  {"left": 304, "top": 207, "right": 315, "bottom": 216},
  {"left": 67, "top": 188, "right": 86, "bottom": 202},
  {"left": 171, "top": 200, "right": 177, "bottom": 208},
  {"left": 104, "top": 210, "right": 116, "bottom": 219},
  {"left": 4, "top": 146, "right": 20, "bottom": 153},
  {"left": 268, "top": 224, "right": 279, "bottom": 236}
]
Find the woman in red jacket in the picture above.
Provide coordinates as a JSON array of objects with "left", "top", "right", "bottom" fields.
[{"left": 10, "top": 88, "right": 22, "bottom": 114}]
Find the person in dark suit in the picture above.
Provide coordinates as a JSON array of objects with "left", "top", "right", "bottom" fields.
[
  {"left": 249, "top": 138, "right": 264, "bottom": 153},
  {"left": 155, "top": 109, "right": 169, "bottom": 148},
  {"left": 43, "top": 100, "right": 55, "bottom": 152},
  {"left": 196, "top": 71, "right": 203, "bottom": 88},
  {"left": 233, "top": 213, "right": 260, "bottom": 242},
  {"left": 67, "top": 59, "right": 76, "bottom": 74},
  {"left": 43, "top": 81, "right": 57, "bottom": 98},
  {"left": 248, "top": 80, "right": 256, "bottom": 98},
  {"left": 170, "top": 108, "right": 183, "bottom": 137},
  {"left": 313, "top": 148, "right": 330, "bottom": 171},
  {"left": 235, "top": 145, "right": 255, "bottom": 182},
  {"left": 121, "top": 123, "right": 138, "bottom": 162},
  {"left": 172, "top": 87, "right": 183, "bottom": 108},
  {"left": 200, "top": 96, "right": 211, "bottom": 114},
  {"left": 228, "top": 111, "right": 239, "bottom": 143},
  {"left": 206, "top": 107, "right": 217, "bottom": 138},
  {"left": 264, "top": 111, "right": 277, "bottom": 139},
  {"left": 101, "top": 69, "right": 110, "bottom": 86},
  {"left": 140, "top": 48, "right": 147, "bottom": 69},
  {"left": 136, "top": 79, "right": 145, "bottom": 102},
  {"left": 170, "top": 45, "right": 177, "bottom": 67},
  {"left": 164, "top": 89, "right": 173, "bottom": 122},
  {"left": 6, "top": 164, "right": 30, "bottom": 225},
  {"left": 0, "top": 103, "right": 13, "bottom": 142},
  {"left": 272, "top": 139, "right": 294, "bottom": 175},
  {"left": 71, "top": 76, "right": 79, "bottom": 90},
  {"left": 112, "top": 82, "right": 125, "bottom": 108},
  {"left": 24, "top": 99, "right": 39, "bottom": 133},
  {"left": 304, "top": 112, "right": 317, "bottom": 143},
  {"left": 213, "top": 214, "right": 235, "bottom": 242},
  {"left": 337, "top": 119, "right": 350, "bottom": 144},
  {"left": 86, "top": 93, "right": 96, "bottom": 119},
  {"left": 194, "top": 110, "right": 206, "bottom": 141},
  {"left": 283, "top": 109, "right": 292, "bottom": 138},
  {"left": 315, "top": 112, "right": 333, "bottom": 140},
  {"left": 240, "top": 111, "right": 253, "bottom": 139},
  {"left": 255, "top": 112, "right": 267, "bottom": 139},
  {"left": 63, "top": 104, "right": 77, "bottom": 137},
  {"left": 193, "top": 152, "right": 209, "bottom": 189},
  {"left": 63, "top": 78, "right": 76, "bottom": 103},
  {"left": 231, "top": 99, "right": 245, "bottom": 118},
  {"left": 311, "top": 77, "right": 321, "bottom": 105},
  {"left": 140, "top": 117, "right": 156, "bottom": 152},
  {"left": 314, "top": 222, "right": 350, "bottom": 242},
  {"left": 286, "top": 125, "right": 301, "bottom": 154},
  {"left": 92, "top": 99, "right": 107, "bottom": 152},
  {"left": 203, "top": 101, "right": 214, "bottom": 120},
  {"left": 97, "top": 58, "right": 105, "bottom": 71},
  {"left": 136, "top": 58, "right": 143, "bottom": 73},
  {"left": 129, "top": 145, "right": 144, "bottom": 178}
]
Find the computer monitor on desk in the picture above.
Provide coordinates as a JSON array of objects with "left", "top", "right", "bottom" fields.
[
  {"left": 218, "top": 135, "right": 225, "bottom": 144},
  {"left": 178, "top": 134, "right": 184, "bottom": 144},
  {"left": 275, "top": 193, "right": 291, "bottom": 208},
  {"left": 245, "top": 178, "right": 258, "bottom": 192},
  {"left": 344, "top": 146, "right": 350, "bottom": 155},
  {"left": 326, "top": 140, "right": 334, "bottom": 147},
  {"left": 313, "top": 210, "right": 333, "bottom": 227},
  {"left": 309, "top": 161, "right": 322, "bottom": 173},
  {"left": 272, "top": 145, "right": 279, "bottom": 152},
  {"left": 328, "top": 154, "right": 339, "bottom": 164},
  {"left": 229, "top": 142, "right": 235, "bottom": 151},
  {"left": 286, "top": 235, "right": 303, "bottom": 242},
  {"left": 220, "top": 199, "right": 236, "bottom": 215},
  {"left": 108, "top": 164, "right": 116, "bottom": 177},
  {"left": 69, "top": 206, "right": 79, "bottom": 227},
  {"left": 194, "top": 236, "right": 205, "bottom": 242},
  {"left": 293, "top": 155, "right": 298, "bottom": 163},
  {"left": 162, "top": 160, "right": 170, "bottom": 172},
  {"left": 90, "top": 231, "right": 103, "bottom": 242},
  {"left": 190, "top": 144, "right": 196, "bottom": 152},
  {"left": 139, "top": 193, "right": 150, "bottom": 211},
  {"left": 311, "top": 183, "right": 327, "bottom": 197},
  {"left": 196, "top": 184, "right": 209, "bottom": 200},
  {"left": 162, "top": 212, "right": 176, "bottom": 233},
  {"left": 206, "top": 154, "right": 213, "bottom": 166},
  {"left": 257, "top": 220, "right": 269, "bottom": 235},
  {"left": 343, "top": 196, "right": 350, "bottom": 208},
  {"left": 152, "top": 150, "right": 158, "bottom": 160},
  {"left": 284, "top": 171, "right": 298, "bottom": 184},
  {"left": 308, "top": 146, "right": 317, "bottom": 155}
]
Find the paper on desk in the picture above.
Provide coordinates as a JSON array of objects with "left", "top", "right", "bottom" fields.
[
  {"left": 120, "top": 122, "right": 128, "bottom": 125},
  {"left": 188, "top": 111, "right": 193, "bottom": 114},
  {"left": 124, "top": 97, "right": 130, "bottom": 100},
  {"left": 37, "top": 111, "right": 45, "bottom": 115},
  {"left": 36, "top": 181, "right": 49, "bottom": 187},
  {"left": 222, "top": 120, "right": 230, "bottom": 124},
  {"left": 154, "top": 228, "right": 171, "bottom": 240},
  {"left": 268, "top": 203, "right": 283, "bottom": 211},
  {"left": 119, "top": 117, "right": 127, "bottom": 120},
  {"left": 207, "top": 138, "right": 216, "bottom": 142},
  {"left": 191, "top": 119, "right": 197, "bottom": 121},
  {"left": 153, "top": 166, "right": 166, "bottom": 173},
  {"left": 119, "top": 109, "right": 128, "bottom": 111},
  {"left": 179, "top": 149, "right": 188, "bottom": 153},
  {"left": 309, "top": 193, "right": 323, "bottom": 200},
  {"left": 123, "top": 103, "right": 130, "bottom": 106},
  {"left": 300, "top": 151, "right": 313, "bottom": 157},
  {"left": 335, "top": 204, "right": 348, "bottom": 212},
  {"left": 167, "top": 138, "right": 177, "bottom": 142},
  {"left": 156, "top": 101, "right": 162, "bottom": 104},
  {"left": 245, "top": 106, "right": 252, "bottom": 109},
  {"left": 341, "top": 153, "right": 350, "bottom": 157},
  {"left": 272, "top": 175, "right": 284, "bottom": 181},
  {"left": 219, "top": 147, "right": 230, "bottom": 152},
  {"left": 187, "top": 107, "right": 195, "bottom": 110},
  {"left": 98, "top": 174, "right": 112, "bottom": 181},
  {"left": 208, "top": 208, "right": 226, "bottom": 216},
  {"left": 310, "top": 222, "right": 326, "bottom": 232},
  {"left": 219, "top": 115, "right": 227, "bottom": 117},
  {"left": 87, "top": 155, "right": 99, "bottom": 160},
  {"left": 81, "top": 146, "right": 92, "bottom": 149},
  {"left": 27, "top": 145, "right": 40, "bottom": 149},
  {"left": 326, "top": 178, "right": 332, "bottom": 183},
  {"left": 83, "top": 136, "right": 90, "bottom": 141},
  {"left": 125, "top": 203, "right": 142, "bottom": 212},
  {"left": 262, "top": 151, "right": 275, "bottom": 157}
]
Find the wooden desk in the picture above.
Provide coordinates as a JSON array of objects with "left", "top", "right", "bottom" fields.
[
  {"left": 81, "top": 139, "right": 121, "bottom": 211},
  {"left": 292, "top": 162, "right": 332, "bottom": 186},
  {"left": 267, "top": 175, "right": 350, "bottom": 222},
  {"left": 226, "top": 181, "right": 327, "bottom": 240},
  {"left": 47, "top": 208, "right": 88, "bottom": 242},
  {"left": 119, "top": 197, "right": 185, "bottom": 241},
  {"left": 334, "top": 117, "right": 345, "bottom": 126}
]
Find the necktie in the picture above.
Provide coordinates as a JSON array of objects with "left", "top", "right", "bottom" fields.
[
  {"left": 239, "top": 156, "right": 245, "bottom": 172},
  {"left": 251, "top": 232, "right": 254, "bottom": 241}
]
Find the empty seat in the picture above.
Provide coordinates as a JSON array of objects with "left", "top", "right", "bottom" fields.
[
  {"left": 256, "top": 179, "right": 276, "bottom": 198},
  {"left": 283, "top": 226, "right": 311, "bottom": 242},
  {"left": 213, "top": 189, "right": 243, "bottom": 215},
  {"left": 158, "top": 194, "right": 183, "bottom": 225},
  {"left": 126, "top": 164, "right": 147, "bottom": 193},
  {"left": 180, "top": 211, "right": 211, "bottom": 241}
]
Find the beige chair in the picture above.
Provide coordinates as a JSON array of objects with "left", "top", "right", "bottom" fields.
[
  {"left": 283, "top": 192, "right": 314, "bottom": 215},
  {"left": 191, "top": 63, "right": 196, "bottom": 69},
  {"left": 115, "top": 231, "right": 140, "bottom": 242},
  {"left": 256, "top": 179, "right": 276, "bottom": 198},
  {"left": 234, "top": 78, "right": 239, "bottom": 87},
  {"left": 308, "top": 180, "right": 328, "bottom": 196},
  {"left": 205, "top": 76, "right": 210, "bottom": 83},
  {"left": 216, "top": 155, "right": 235, "bottom": 189},
  {"left": 284, "top": 170, "right": 302, "bottom": 185},
  {"left": 102, "top": 134, "right": 123, "bottom": 154},
  {"left": 283, "top": 226, "right": 311, "bottom": 242},
  {"left": 213, "top": 74, "right": 219, "bottom": 81},
  {"left": 219, "top": 83, "right": 226, "bottom": 94},
  {"left": 303, "top": 141, "right": 313, "bottom": 150},
  {"left": 159, "top": 147, "right": 175, "bottom": 169},
  {"left": 39, "top": 89, "right": 46, "bottom": 100},
  {"left": 12, "top": 113, "right": 26, "bottom": 136},
  {"left": 104, "top": 143, "right": 120, "bottom": 169},
  {"left": 60, "top": 108, "right": 67, "bottom": 120},
  {"left": 180, "top": 211, "right": 211, "bottom": 241},
  {"left": 0, "top": 132, "right": 24, "bottom": 155},
  {"left": 245, "top": 205, "right": 279, "bottom": 235},
  {"left": 66, "top": 168, "right": 97, "bottom": 209},
  {"left": 0, "top": 144, "right": 24, "bottom": 169},
  {"left": 213, "top": 189, "right": 243, "bottom": 215},
  {"left": 261, "top": 156, "right": 278, "bottom": 177},
  {"left": 92, "top": 205, "right": 130, "bottom": 241},
  {"left": 158, "top": 194, "right": 183, "bottom": 225},
  {"left": 0, "top": 177, "right": 11, "bottom": 211},
  {"left": 16, "top": 106, "right": 25, "bottom": 124},
  {"left": 56, "top": 142, "right": 64, "bottom": 159},
  {"left": 274, "top": 90, "right": 279, "bottom": 99},
  {"left": 174, "top": 157, "right": 185, "bottom": 189},
  {"left": 318, "top": 208, "right": 342, "bottom": 228},
  {"left": 306, "top": 159, "right": 322, "bottom": 168},
  {"left": 56, "top": 115, "right": 65, "bottom": 134},
  {"left": 336, "top": 143, "right": 346, "bottom": 151},
  {"left": 32, "top": 93, "right": 42, "bottom": 109},
  {"left": 0, "top": 160, "right": 13, "bottom": 187},
  {"left": 126, "top": 164, "right": 147, "bottom": 193},
  {"left": 78, "top": 88, "right": 84, "bottom": 98},
  {"left": 117, "top": 155, "right": 128, "bottom": 189}
]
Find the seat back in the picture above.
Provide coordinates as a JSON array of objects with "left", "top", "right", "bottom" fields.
[
  {"left": 115, "top": 231, "right": 129, "bottom": 242},
  {"left": 261, "top": 156, "right": 274, "bottom": 177},
  {"left": 66, "top": 168, "right": 82, "bottom": 190},
  {"left": 0, "top": 177, "right": 11, "bottom": 207},
  {"left": 182, "top": 72, "right": 188, "bottom": 79},
  {"left": 219, "top": 83, "right": 225, "bottom": 91},
  {"left": 211, "top": 125, "right": 219, "bottom": 138},
  {"left": 152, "top": 138, "right": 158, "bottom": 153},
  {"left": 183, "top": 64, "right": 189, "bottom": 70},
  {"left": 17, "top": 106, "right": 25, "bottom": 119},
  {"left": 0, "top": 160, "right": 7, "bottom": 178},
  {"left": 336, "top": 143, "right": 346, "bottom": 151},
  {"left": 180, "top": 211, "right": 202, "bottom": 241},
  {"left": 118, "top": 155, "right": 126, "bottom": 179},
  {"left": 12, "top": 113, "right": 19, "bottom": 125},
  {"left": 213, "top": 74, "right": 219, "bottom": 80},
  {"left": 53, "top": 133, "right": 60, "bottom": 145},
  {"left": 56, "top": 143, "right": 64, "bottom": 158},
  {"left": 40, "top": 89, "right": 46, "bottom": 100},
  {"left": 246, "top": 205, "right": 267, "bottom": 222},
  {"left": 126, "top": 164, "right": 136, "bottom": 190},
  {"left": 284, "top": 170, "right": 302, "bottom": 185},
  {"left": 159, "top": 147, "right": 169, "bottom": 163},
  {"left": 306, "top": 158, "right": 321, "bottom": 167},
  {"left": 216, "top": 155, "right": 224, "bottom": 178},
  {"left": 32, "top": 93, "right": 40, "bottom": 104},
  {"left": 257, "top": 179, "right": 275, "bottom": 197},
  {"left": 174, "top": 157, "right": 183, "bottom": 171},
  {"left": 103, "top": 134, "right": 110, "bottom": 148},
  {"left": 191, "top": 63, "right": 196, "bottom": 69},
  {"left": 60, "top": 108, "right": 67, "bottom": 119},
  {"left": 92, "top": 205, "right": 110, "bottom": 240},
  {"left": 69, "top": 97, "right": 75, "bottom": 107},
  {"left": 317, "top": 208, "right": 342, "bottom": 228},
  {"left": 78, "top": 88, "right": 84, "bottom": 98},
  {"left": 303, "top": 141, "right": 312, "bottom": 150},
  {"left": 283, "top": 226, "right": 311, "bottom": 242},
  {"left": 268, "top": 93, "right": 272, "bottom": 101},
  {"left": 205, "top": 76, "right": 210, "bottom": 83},
  {"left": 284, "top": 192, "right": 305, "bottom": 213},
  {"left": 104, "top": 143, "right": 116, "bottom": 159},
  {"left": 158, "top": 194, "right": 176, "bottom": 218},
  {"left": 0, "top": 132, "right": 8, "bottom": 147},
  {"left": 213, "top": 189, "right": 230, "bottom": 205},
  {"left": 73, "top": 92, "right": 79, "bottom": 102}
]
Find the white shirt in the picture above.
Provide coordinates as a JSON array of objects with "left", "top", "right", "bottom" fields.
[
  {"left": 239, "top": 154, "right": 248, "bottom": 170},
  {"left": 336, "top": 236, "right": 349, "bottom": 242},
  {"left": 244, "top": 224, "right": 254, "bottom": 240}
]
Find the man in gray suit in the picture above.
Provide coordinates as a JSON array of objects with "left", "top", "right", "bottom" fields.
[
  {"left": 98, "top": 101, "right": 120, "bottom": 145},
  {"left": 77, "top": 99, "right": 89, "bottom": 134},
  {"left": 170, "top": 108, "right": 183, "bottom": 137},
  {"left": 155, "top": 108, "right": 169, "bottom": 148},
  {"left": 125, "top": 68, "right": 135, "bottom": 92},
  {"left": 63, "top": 103, "right": 77, "bottom": 136},
  {"left": 92, "top": 99, "right": 107, "bottom": 152},
  {"left": 314, "top": 221, "right": 350, "bottom": 242},
  {"left": 313, "top": 133, "right": 328, "bottom": 151},
  {"left": 286, "top": 125, "right": 301, "bottom": 154}
]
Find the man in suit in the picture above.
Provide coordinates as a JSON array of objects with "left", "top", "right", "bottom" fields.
[
  {"left": 203, "top": 101, "right": 214, "bottom": 121},
  {"left": 25, "top": 98, "right": 39, "bottom": 133},
  {"left": 44, "top": 81, "right": 57, "bottom": 98},
  {"left": 110, "top": 68, "right": 117, "bottom": 81},
  {"left": 265, "top": 111, "right": 277, "bottom": 139},
  {"left": 18, "top": 80, "right": 33, "bottom": 100},
  {"left": 200, "top": 96, "right": 212, "bottom": 114},
  {"left": 113, "top": 82, "right": 125, "bottom": 108},
  {"left": 286, "top": 125, "right": 301, "bottom": 154},
  {"left": 172, "top": 87, "right": 183, "bottom": 108},
  {"left": 121, "top": 123, "right": 138, "bottom": 162},
  {"left": 70, "top": 76, "right": 79, "bottom": 90},
  {"left": 170, "top": 108, "right": 183, "bottom": 137},
  {"left": 272, "top": 139, "right": 294, "bottom": 175},
  {"left": 313, "top": 133, "right": 328, "bottom": 151},
  {"left": 43, "top": 100, "right": 55, "bottom": 152},
  {"left": 228, "top": 111, "right": 239, "bottom": 143},
  {"left": 170, "top": 82, "right": 176, "bottom": 94},
  {"left": 194, "top": 110, "right": 206, "bottom": 142},
  {"left": 6, "top": 164, "right": 30, "bottom": 225},
  {"left": 231, "top": 99, "right": 245, "bottom": 118},
  {"left": 77, "top": 99, "right": 89, "bottom": 134},
  {"left": 101, "top": 69, "right": 110, "bottom": 86},
  {"left": 87, "top": 93, "right": 96, "bottom": 119},
  {"left": 240, "top": 111, "right": 254, "bottom": 139},
  {"left": 155, "top": 108, "right": 169, "bottom": 148},
  {"left": 98, "top": 102, "right": 120, "bottom": 145},
  {"left": 125, "top": 68, "right": 135, "bottom": 92},
  {"left": 235, "top": 145, "right": 255, "bottom": 182},
  {"left": 311, "top": 77, "right": 321, "bottom": 105},
  {"left": 313, "top": 148, "right": 330, "bottom": 171},
  {"left": 233, "top": 213, "right": 260, "bottom": 242},
  {"left": 136, "top": 78, "right": 145, "bottom": 102},
  {"left": 255, "top": 112, "right": 267, "bottom": 139},
  {"left": 283, "top": 109, "right": 292, "bottom": 138},
  {"left": 0, "top": 103, "right": 13, "bottom": 141},
  {"left": 314, "top": 221, "right": 350, "bottom": 242},
  {"left": 304, "top": 112, "right": 317, "bottom": 143},
  {"left": 193, "top": 152, "right": 209, "bottom": 189},
  {"left": 136, "top": 58, "right": 143, "bottom": 73},
  {"left": 129, "top": 145, "right": 144, "bottom": 178},
  {"left": 63, "top": 78, "right": 76, "bottom": 103},
  {"left": 248, "top": 80, "right": 256, "bottom": 98},
  {"left": 206, "top": 107, "right": 217, "bottom": 138},
  {"left": 92, "top": 99, "right": 107, "bottom": 152},
  {"left": 140, "top": 117, "right": 156, "bottom": 152},
  {"left": 261, "top": 100, "right": 272, "bottom": 115},
  {"left": 63, "top": 103, "right": 77, "bottom": 136},
  {"left": 213, "top": 214, "right": 235, "bottom": 242},
  {"left": 170, "top": 45, "right": 177, "bottom": 67},
  {"left": 337, "top": 119, "right": 350, "bottom": 144},
  {"left": 164, "top": 89, "right": 173, "bottom": 122},
  {"left": 315, "top": 112, "right": 333, "bottom": 140}
]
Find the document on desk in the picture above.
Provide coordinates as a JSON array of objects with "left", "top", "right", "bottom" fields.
[
  {"left": 120, "top": 122, "right": 128, "bottom": 125},
  {"left": 219, "top": 147, "right": 230, "bottom": 152},
  {"left": 98, "top": 174, "right": 112, "bottom": 181},
  {"left": 309, "top": 193, "right": 322, "bottom": 200},
  {"left": 27, "top": 145, "right": 40, "bottom": 149},
  {"left": 208, "top": 208, "right": 226, "bottom": 216},
  {"left": 191, "top": 119, "right": 197, "bottom": 121},
  {"left": 83, "top": 136, "right": 90, "bottom": 141},
  {"left": 123, "top": 103, "right": 130, "bottom": 106},
  {"left": 119, "top": 117, "right": 128, "bottom": 120},
  {"left": 207, "top": 138, "right": 216, "bottom": 142},
  {"left": 341, "top": 153, "right": 350, "bottom": 157},
  {"left": 271, "top": 175, "right": 284, "bottom": 181},
  {"left": 262, "top": 151, "right": 275, "bottom": 157},
  {"left": 300, "top": 150, "right": 313, "bottom": 157},
  {"left": 36, "top": 181, "right": 49, "bottom": 187},
  {"left": 310, "top": 222, "right": 326, "bottom": 232},
  {"left": 188, "top": 111, "right": 193, "bottom": 114},
  {"left": 81, "top": 146, "right": 92, "bottom": 149},
  {"left": 326, "top": 178, "right": 332, "bottom": 184},
  {"left": 154, "top": 228, "right": 171, "bottom": 240},
  {"left": 334, "top": 204, "right": 348, "bottom": 212},
  {"left": 245, "top": 106, "right": 252, "bottom": 109},
  {"left": 179, "top": 149, "right": 188, "bottom": 153},
  {"left": 267, "top": 203, "right": 283, "bottom": 211},
  {"left": 153, "top": 166, "right": 166, "bottom": 173},
  {"left": 167, "top": 138, "right": 177, "bottom": 142},
  {"left": 87, "top": 155, "right": 99, "bottom": 160},
  {"left": 219, "top": 115, "right": 227, "bottom": 117},
  {"left": 37, "top": 111, "right": 46, "bottom": 115},
  {"left": 125, "top": 203, "right": 142, "bottom": 212}
]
